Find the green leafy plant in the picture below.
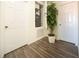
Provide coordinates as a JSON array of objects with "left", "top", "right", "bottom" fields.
[{"left": 47, "top": 3, "right": 58, "bottom": 35}]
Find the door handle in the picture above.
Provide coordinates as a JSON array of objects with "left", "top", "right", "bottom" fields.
[
  {"left": 5, "top": 26, "right": 8, "bottom": 29},
  {"left": 59, "top": 24, "right": 61, "bottom": 26}
]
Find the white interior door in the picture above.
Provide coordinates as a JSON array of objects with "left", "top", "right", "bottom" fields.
[
  {"left": 58, "top": 2, "right": 78, "bottom": 44},
  {"left": 1, "top": 1, "right": 31, "bottom": 53}
]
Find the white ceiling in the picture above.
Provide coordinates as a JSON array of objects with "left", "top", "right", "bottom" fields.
[{"left": 53, "top": 1, "right": 73, "bottom": 6}]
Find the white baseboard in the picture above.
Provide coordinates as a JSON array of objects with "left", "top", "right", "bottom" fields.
[{"left": 28, "top": 35, "right": 47, "bottom": 45}]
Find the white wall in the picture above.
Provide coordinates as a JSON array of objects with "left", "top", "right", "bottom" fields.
[
  {"left": 27, "top": 1, "right": 47, "bottom": 44},
  {"left": 78, "top": 2, "right": 79, "bottom": 46},
  {"left": 0, "top": 1, "right": 6, "bottom": 57},
  {"left": 0, "top": 2, "right": 1, "bottom": 56},
  {"left": 78, "top": 2, "right": 79, "bottom": 56},
  {"left": 0, "top": 1, "right": 47, "bottom": 57},
  {"left": 0, "top": 2, "right": 4, "bottom": 57}
]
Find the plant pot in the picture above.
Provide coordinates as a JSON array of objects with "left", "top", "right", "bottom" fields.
[{"left": 48, "top": 34, "right": 55, "bottom": 43}]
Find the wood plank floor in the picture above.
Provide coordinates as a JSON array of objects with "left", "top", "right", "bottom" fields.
[{"left": 4, "top": 37, "right": 78, "bottom": 58}]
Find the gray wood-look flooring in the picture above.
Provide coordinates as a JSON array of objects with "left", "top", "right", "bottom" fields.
[{"left": 4, "top": 37, "right": 78, "bottom": 58}]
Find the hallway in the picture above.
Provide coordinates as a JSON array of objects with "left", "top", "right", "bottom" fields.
[
  {"left": 4, "top": 37, "right": 78, "bottom": 58},
  {"left": 0, "top": 1, "right": 79, "bottom": 58}
]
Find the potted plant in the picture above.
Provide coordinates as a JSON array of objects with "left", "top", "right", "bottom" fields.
[{"left": 47, "top": 2, "right": 58, "bottom": 43}]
